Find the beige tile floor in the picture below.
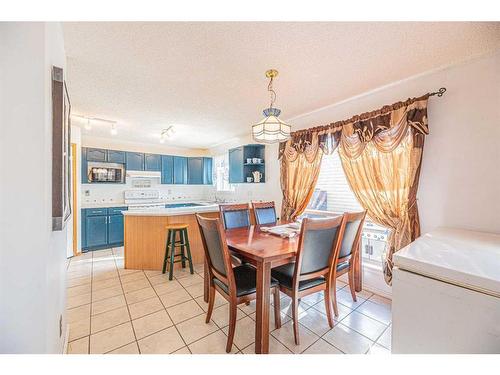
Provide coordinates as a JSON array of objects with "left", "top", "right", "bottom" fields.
[{"left": 66, "top": 247, "right": 392, "bottom": 354}]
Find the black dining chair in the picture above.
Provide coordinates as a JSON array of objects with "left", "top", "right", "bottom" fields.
[
  {"left": 271, "top": 215, "right": 346, "bottom": 345},
  {"left": 252, "top": 201, "right": 278, "bottom": 226},
  {"left": 219, "top": 203, "right": 251, "bottom": 230},
  {"left": 196, "top": 214, "right": 282, "bottom": 352},
  {"left": 330, "top": 210, "right": 367, "bottom": 315}
]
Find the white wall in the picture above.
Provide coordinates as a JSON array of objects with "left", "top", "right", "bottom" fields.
[
  {"left": 262, "top": 50, "right": 500, "bottom": 236},
  {"left": 0, "top": 23, "right": 69, "bottom": 353}
]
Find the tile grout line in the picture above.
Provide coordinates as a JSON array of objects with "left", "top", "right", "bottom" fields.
[
  {"left": 112, "top": 247, "right": 141, "bottom": 354},
  {"left": 145, "top": 265, "right": 193, "bottom": 354}
]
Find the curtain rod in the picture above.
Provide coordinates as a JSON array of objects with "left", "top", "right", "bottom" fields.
[
  {"left": 428, "top": 87, "right": 447, "bottom": 97},
  {"left": 289, "top": 87, "right": 447, "bottom": 137}
]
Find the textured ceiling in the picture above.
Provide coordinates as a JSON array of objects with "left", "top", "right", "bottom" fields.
[{"left": 63, "top": 22, "right": 500, "bottom": 148}]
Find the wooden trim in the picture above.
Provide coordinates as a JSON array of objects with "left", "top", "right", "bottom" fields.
[{"left": 71, "top": 143, "right": 78, "bottom": 256}]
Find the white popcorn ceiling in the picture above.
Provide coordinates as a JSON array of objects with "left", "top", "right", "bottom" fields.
[{"left": 63, "top": 22, "right": 500, "bottom": 148}]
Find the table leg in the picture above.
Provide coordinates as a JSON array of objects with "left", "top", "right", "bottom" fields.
[
  {"left": 203, "top": 260, "right": 209, "bottom": 302},
  {"left": 255, "top": 261, "right": 271, "bottom": 354}
]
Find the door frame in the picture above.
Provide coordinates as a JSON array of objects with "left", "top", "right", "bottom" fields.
[{"left": 71, "top": 143, "right": 78, "bottom": 256}]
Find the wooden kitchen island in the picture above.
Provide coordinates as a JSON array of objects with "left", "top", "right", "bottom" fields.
[{"left": 123, "top": 205, "right": 219, "bottom": 270}]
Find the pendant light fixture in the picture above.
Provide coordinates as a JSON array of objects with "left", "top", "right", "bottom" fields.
[{"left": 251, "top": 69, "right": 291, "bottom": 143}]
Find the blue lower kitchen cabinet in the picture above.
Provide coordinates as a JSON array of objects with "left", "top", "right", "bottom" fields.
[
  {"left": 108, "top": 214, "right": 124, "bottom": 246},
  {"left": 84, "top": 215, "right": 108, "bottom": 249},
  {"left": 173, "top": 156, "right": 188, "bottom": 184},
  {"left": 188, "top": 157, "right": 204, "bottom": 184},
  {"left": 81, "top": 206, "right": 128, "bottom": 251}
]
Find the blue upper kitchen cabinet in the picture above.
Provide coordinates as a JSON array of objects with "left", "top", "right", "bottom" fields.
[
  {"left": 187, "top": 157, "right": 204, "bottom": 184},
  {"left": 228, "top": 146, "right": 244, "bottom": 183},
  {"left": 173, "top": 156, "right": 188, "bottom": 184},
  {"left": 107, "top": 150, "right": 126, "bottom": 164},
  {"left": 203, "top": 157, "right": 213, "bottom": 185},
  {"left": 126, "top": 151, "right": 145, "bottom": 171},
  {"left": 86, "top": 148, "right": 107, "bottom": 162},
  {"left": 161, "top": 155, "right": 174, "bottom": 184},
  {"left": 145, "top": 153, "right": 161, "bottom": 171}
]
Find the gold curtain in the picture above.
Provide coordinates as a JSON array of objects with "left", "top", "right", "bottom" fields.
[
  {"left": 280, "top": 135, "right": 324, "bottom": 221},
  {"left": 339, "top": 100, "right": 427, "bottom": 284},
  {"left": 279, "top": 95, "right": 429, "bottom": 284}
]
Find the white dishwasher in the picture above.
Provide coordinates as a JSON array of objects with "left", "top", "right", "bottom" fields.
[{"left": 391, "top": 227, "right": 500, "bottom": 354}]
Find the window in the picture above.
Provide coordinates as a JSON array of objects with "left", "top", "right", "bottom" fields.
[
  {"left": 214, "top": 153, "right": 235, "bottom": 192},
  {"left": 305, "top": 149, "right": 389, "bottom": 265}
]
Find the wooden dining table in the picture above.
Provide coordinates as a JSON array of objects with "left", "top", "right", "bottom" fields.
[{"left": 203, "top": 223, "right": 363, "bottom": 354}]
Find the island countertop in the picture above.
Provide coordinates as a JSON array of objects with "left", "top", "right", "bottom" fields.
[{"left": 122, "top": 202, "right": 219, "bottom": 216}]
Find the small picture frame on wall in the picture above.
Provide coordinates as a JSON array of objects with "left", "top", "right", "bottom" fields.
[{"left": 51, "top": 65, "right": 72, "bottom": 231}]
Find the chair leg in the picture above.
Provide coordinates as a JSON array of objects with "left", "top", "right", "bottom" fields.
[
  {"left": 272, "top": 287, "right": 281, "bottom": 329},
  {"left": 168, "top": 230, "right": 175, "bottom": 280},
  {"left": 162, "top": 230, "right": 171, "bottom": 274},
  {"left": 226, "top": 302, "right": 237, "bottom": 353},
  {"left": 348, "top": 268, "right": 357, "bottom": 302},
  {"left": 324, "top": 285, "right": 335, "bottom": 328},
  {"left": 206, "top": 283, "right": 216, "bottom": 323},
  {"left": 331, "top": 278, "right": 339, "bottom": 317},
  {"left": 291, "top": 296, "right": 300, "bottom": 345},
  {"left": 179, "top": 230, "right": 186, "bottom": 269},
  {"left": 183, "top": 229, "right": 194, "bottom": 275}
]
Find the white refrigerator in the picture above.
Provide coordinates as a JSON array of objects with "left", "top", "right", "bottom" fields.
[{"left": 392, "top": 228, "right": 500, "bottom": 353}]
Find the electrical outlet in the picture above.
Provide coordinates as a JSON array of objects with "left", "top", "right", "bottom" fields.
[{"left": 84, "top": 190, "right": 90, "bottom": 196}]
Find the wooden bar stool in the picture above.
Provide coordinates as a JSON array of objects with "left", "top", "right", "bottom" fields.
[{"left": 162, "top": 223, "right": 194, "bottom": 280}]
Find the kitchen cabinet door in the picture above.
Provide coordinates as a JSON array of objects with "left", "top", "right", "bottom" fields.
[
  {"left": 188, "top": 157, "right": 204, "bottom": 184},
  {"left": 126, "top": 152, "right": 145, "bottom": 171},
  {"left": 228, "top": 147, "right": 244, "bottom": 183},
  {"left": 107, "top": 150, "right": 126, "bottom": 164},
  {"left": 173, "top": 156, "right": 188, "bottom": 184},
  {"left": 85, "top": 215, "right": 108, "bottom": 248},
  {"left": 203, "top": 157, "right": 213, "bottom": 185},
  {"left": 161, "top": 155, "right": 174, "bottom": 184},
  {"left": 86, "top": 148, "right": 107, "bottom": 162},
  {"left": 145, "top": 153, "right": 161, "bottom": 171},
  {"left": 108, "top": 214, "right": 124, "bottom": 245}
]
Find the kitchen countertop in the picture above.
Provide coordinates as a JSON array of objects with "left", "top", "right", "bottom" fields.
[
  {"left": 81, "top": 202, "right": 128, "bottom": 209},
  {"left": 123, "top": 202, "right": 220, "bottom": 216}
]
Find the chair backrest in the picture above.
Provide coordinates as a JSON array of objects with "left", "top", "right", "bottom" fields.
[
  {"left": 219, "top": 203, "right": 251, "bottom": 230},
  {"left": 196, "top": 214, "right": 236, "bottom": 291},
  {"left": 252, "top": 201, "right": 277, "bottom": 225},
  {"left": 294, "top": 215, "right": 345, "bottom": 282},
  {"left": 337, "top": 211, "right": 367, "bottom": 261}
]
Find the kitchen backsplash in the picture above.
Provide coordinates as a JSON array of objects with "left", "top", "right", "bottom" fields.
[{"left": 81, "top": 180, "right": 278, "bottom": 206}]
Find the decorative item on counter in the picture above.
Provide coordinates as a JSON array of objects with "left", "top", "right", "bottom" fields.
[
  {"left": 252, "top": 170, "right": 263, "bottom": 183},
  {"left": 246, "top": 177, "right": 253, "bottom": 183},
  {"left": 246, "top": 158, "right": 253, "bottom": 164}
]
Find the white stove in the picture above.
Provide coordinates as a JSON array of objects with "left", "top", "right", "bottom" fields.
[{"left": 124, "top": 190, "right": 165, "bottom": 211}]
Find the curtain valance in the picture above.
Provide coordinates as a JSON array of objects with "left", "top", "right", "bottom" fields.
[{"left": 279, "top": 94, "right": 430, "bottom": 162}]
